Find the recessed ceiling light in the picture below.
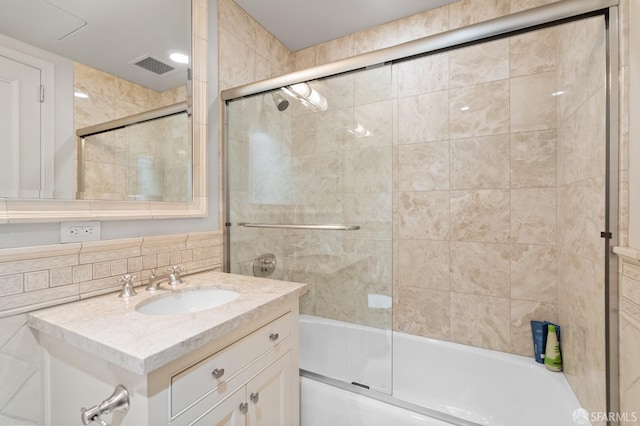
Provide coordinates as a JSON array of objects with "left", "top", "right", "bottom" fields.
[{"left": 169, "top": 52, "right": 189, "bottom": 64}]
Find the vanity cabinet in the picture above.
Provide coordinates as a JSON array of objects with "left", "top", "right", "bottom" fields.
[
  {"left": 170, "top": 313, "right": 293, "bottom": 425},
  {"left": 37, "top": 301, "right": 301, "bottom": 426}
]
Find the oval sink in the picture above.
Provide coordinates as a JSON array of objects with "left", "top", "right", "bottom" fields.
[{"left": 135, "top": 288, "right": 240, "bottom": 315}]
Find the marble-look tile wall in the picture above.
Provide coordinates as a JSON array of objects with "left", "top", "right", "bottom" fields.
[
  {"left": 0, "top": 230, "right": 222, "bottom": 424},
  {"left": 75, "top": 63, "right": 190, "bottom": 201},
  {"left": 555, "top": 16, "right": 608, "bottom": 419}
]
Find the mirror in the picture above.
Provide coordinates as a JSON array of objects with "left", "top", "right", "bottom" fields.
[{"left": 0, "top": 0, "right": 192, "bottom": 202}]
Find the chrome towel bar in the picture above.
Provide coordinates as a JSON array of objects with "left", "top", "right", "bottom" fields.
[{"left": 237, "top": 222, "right": 360, "bottom": 231}]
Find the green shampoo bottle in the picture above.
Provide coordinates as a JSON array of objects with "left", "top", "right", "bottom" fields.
[{"left": 544, "top": 323, "right": 562, "bottom": 372}]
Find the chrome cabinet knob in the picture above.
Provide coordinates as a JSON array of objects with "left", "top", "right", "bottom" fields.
[
  {"left": 239, "top": 402, "right": 248, "bottom": 414},
  {"left": 212, "top": 368, "right": 225, "bottom": 379},
  {"left": 250, "top": 392, "right": 259, "bottom": 404},
  {"left": 269, "top": 333, "right": 279, "bottom": 341}
]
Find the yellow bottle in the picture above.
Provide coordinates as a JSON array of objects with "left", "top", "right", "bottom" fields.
[{"left": 544, "top": 324, "right": 562, "bottom": 372}]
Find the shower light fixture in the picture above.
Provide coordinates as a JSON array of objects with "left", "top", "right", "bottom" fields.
[
  {"left": 282, "top": 82, "right": 328, "bottom": 112},
  {"left": 169, "top": 52, "right": 189, "bottom": 64}
]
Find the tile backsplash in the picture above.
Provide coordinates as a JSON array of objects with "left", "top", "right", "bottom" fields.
[{"left": 0, "top": 231, "right": 222, "bottom": 318}]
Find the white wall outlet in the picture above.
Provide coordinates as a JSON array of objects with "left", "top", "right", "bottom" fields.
[{"left": 60, "top": 221, "right": 101, "bottom": 243}]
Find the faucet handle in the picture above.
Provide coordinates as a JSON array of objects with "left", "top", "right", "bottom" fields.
[
  {"left": 118, "top": 275, "right": 137, "bottom": 298},
  {"left": 119, "top": 274, "right": 136, "bottom": 284},
  {"left": 168, "top": 266, "right": 183, "bottom": 275}
]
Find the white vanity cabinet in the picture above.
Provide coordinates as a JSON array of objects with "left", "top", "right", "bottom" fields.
[
  {"left": 169, "top": 313, "right": 294, "bottom": 426},
  {"left": 32, "top": 283, "right": 304, "bottom": 426},
  {"left": 29, "top": 271, "right": 306, "bottom": 426}
]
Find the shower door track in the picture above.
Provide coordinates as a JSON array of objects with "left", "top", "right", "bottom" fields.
[
  {"left": 237, "top": 222, "right": 360, "bottom": 231},
  {"left": 300, "top": 369, "right": 482, "bottom": 426}
]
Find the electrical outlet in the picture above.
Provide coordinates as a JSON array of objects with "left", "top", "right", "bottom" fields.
[{"left": 60, "top": 221, "right": 101, "bottom": 243}]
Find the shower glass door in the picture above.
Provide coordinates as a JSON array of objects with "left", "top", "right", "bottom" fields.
[{"left": 225, "top": 66, "right": 394, "bottom": 394}]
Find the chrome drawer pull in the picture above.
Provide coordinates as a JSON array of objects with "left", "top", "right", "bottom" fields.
[
  {"left": 239, "top": 402, "right": 248, "bottom": 414},
  {"left": 250, "top": 392, "right": 259, "bottom": 404},
  {"left": 269, "top": 332, "right": 279, "bottom": 341},
  {"left": 211, "top": 368, "right": 225, "bottom": 379}
]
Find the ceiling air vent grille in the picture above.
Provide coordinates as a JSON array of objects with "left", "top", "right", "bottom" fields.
[{"left": 132, "top": 56, "right": 175, "bottom": 75}]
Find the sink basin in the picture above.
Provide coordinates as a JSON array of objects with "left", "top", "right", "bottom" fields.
[{"left": 135, "top": 288, "right": 240, "bottom": 315}]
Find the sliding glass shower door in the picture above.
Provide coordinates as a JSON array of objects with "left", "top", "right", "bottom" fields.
[{"left": 225, "top": 66, "right": 394, "bottom": 393}]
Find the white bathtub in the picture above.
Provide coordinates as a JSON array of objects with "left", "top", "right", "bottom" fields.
[{"left": 300, "top": 314, "right": 588, "bottom": 426}]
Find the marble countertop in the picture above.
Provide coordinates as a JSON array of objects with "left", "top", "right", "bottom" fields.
[{"left": 27, "top": 270, "right": 307, "bottom": 375}]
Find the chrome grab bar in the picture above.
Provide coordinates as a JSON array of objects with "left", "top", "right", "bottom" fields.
[{"left": 237, "top": 222, "right": 360, "bottom": 231}]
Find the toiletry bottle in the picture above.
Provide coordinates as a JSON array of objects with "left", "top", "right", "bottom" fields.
[{"left": 544, "top": 323, "right": 562, "bottom": 372}]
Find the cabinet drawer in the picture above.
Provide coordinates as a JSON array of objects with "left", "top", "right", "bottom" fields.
[{"left": 170, "top": 312, "right": 292, "bottom": 417}]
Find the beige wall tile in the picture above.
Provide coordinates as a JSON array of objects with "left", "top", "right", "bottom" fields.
[
  {"left": 398, "top": 141, "right": 449, "bottom": 191},
  {"left": 510, "top": 0, "right": 560, "bottom": 13},
  {"left": 450, "top": 292, "right": 511, "bottom": 351},
  {"left": 218, "top": 0, "right": 256, "bottom": 48},
  {"left": 511, "top": 244, "right": 557, "bottom": 303},
  {"left": 218, "top": 28, "right": 256, "bottom": 88},
  {"left": 397, "top": 6, "right": 449, "bottom": 43},
  {"left": 511, "top": 72, "right": 557, "bottom": 133},
  {"left": 450, "top": 135, "right": 510, "bottom": 190},
  {"left": 50, "top": 268, "right": 72, "bottom": 287},
  {"left": 397, "top": 91, "right": 449, "bottom": 143},
  {"left": 449, "top": 39, "right": 509, "bottom": 88},
  {"left": 450, "top": 242, "right": 510, "bottom": 297},
  {"left": 450, "top": 80, "right": 509, "bottom": 139},
  {"left": 398, "top": 191, "right": 449, "bottom": 240},
  {"left": 511, "top": 188, "right": 557, "bottom": 244},
  {"left": 316, "top": 36, "right": 354, "bottom": 64},
  {"left": 397, "top": 239, "right": 449, "bottom": 291},
  {"left": 353, "top": 21, "right": 398, "bottom": 55},
  {"left": 354, "top": 68, "right": 395, "bottom": 105},
  {"left": 510, "top": 27, "right": 557, "bottom": 77},
  {"left": 620, "top": 317, "right": 640, "bottom": 418},
  {"left": 24, "top": 271, "right": 48, "bottom": 292},
  {"left": 74, "top": 63, "right": 115, "bottom": 98},
  {"left": 394, "top": 287, "right": 450, "bottom": 339},
  {"left": 510, "top": 130, "right": 557, "bottom": 188},
  {"left": 449, "top": 0, "right": 509, "bottom": 30},
  {"left": 0, "top": 275, "right": 23, "bottom": 296},
  {"left": 395, "top": 52, "right": 449, "bottom": 97},
  {"left": 450, "top": 190, "right": 510, "bottom": 243},
  {"left": 352, "top": 101, "right": 393, "bottom": 147}
]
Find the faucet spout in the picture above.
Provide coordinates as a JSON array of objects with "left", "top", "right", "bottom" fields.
[{"left": 146, "top": 266, "right": 183, "bottom": 291}]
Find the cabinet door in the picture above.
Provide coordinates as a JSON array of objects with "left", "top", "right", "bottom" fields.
[
  {"left": 247, "top": 351, "right": 292, "bottom": 426},
  {"left": 192, "top": 386, "right": 246, "bottom": 426}
]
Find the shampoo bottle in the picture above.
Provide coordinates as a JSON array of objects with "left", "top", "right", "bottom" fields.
[{"left": 544, "top": 323, "right": 562, "bottom": 372}]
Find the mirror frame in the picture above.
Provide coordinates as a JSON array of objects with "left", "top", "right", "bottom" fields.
[{"left": 0, "top": 0, "right": 207, "bottom": 224}]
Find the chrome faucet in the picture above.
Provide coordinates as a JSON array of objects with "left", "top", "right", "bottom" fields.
[{"left": 145, "top": 266, "right": 184, "bottom": 291}]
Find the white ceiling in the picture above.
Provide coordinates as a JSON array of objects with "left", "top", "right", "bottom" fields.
[
  {"left": 0, "top": 0, "right": 190, "bottom": 92},
  {"left": 233, "top": 0, "right": 459, "bottom": 52}
]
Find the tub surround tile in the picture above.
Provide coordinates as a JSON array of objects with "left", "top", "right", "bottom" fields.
[
  {"left": 449, "top": 39, "right": 509, "bottom": 88},
  {"left": 397, "top": 240, "right": 449, "bottom": 291},
  {"left": 449, "top": 80, "right": 510, "bottom": 139},
  {"left": 394, "top": 287, "right": 450, "bottom": 340},
  {"left": 396, "top": 53, "right": 449, "bottom": 97},
  {"left": 510, "top": 188, "right": 557, "bottom": 245},
  {"left": 398, "top": 141, "right": 450, "bottom": 191},
  {"left": 449, "top": 0, "right": 510, "bottom": 30},
  {"left": 450, "top": 242, "right": 511, "bottom": 298},
  {"left": 28, "top": 270, "right": 307, "bottom": 375},
  {"left": 353, "top": 20, "right": 399, "bottom": 55},
  {"left": 450, "top": 189, "right": 510, "bottom": 243},
  {"left": 450, "top": 293, "right": 510, "bottom": 352},
  {"left": 509, "top": 27, "right": 557, "bottom": 77},
  {"left": 397, "top": 91, "right": 450, "bottom": 143},
  {"left": 509, "top": 0, "right": 560, "bottom": 13},
  {"left": 397, "top": 5, "right": 449, "bottom": 43},
  {"left": 450, "top": 135, "right": 510, "bottom": 190},
  {"left": 398, "top": 191, "right": 450, "bottom": 240},
  {"left": 510, "top": 72, "right": 557, "bottom": 133},
  {"left": 511, "top": 244, "right": 557, "bottom": 303},
  {"left": 510, "top": 130, "right": 557, "bottom": 188}
]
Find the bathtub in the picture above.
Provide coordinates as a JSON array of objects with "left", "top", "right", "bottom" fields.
[{"left": 299, "top": 314, "right": 588, "bottom": 426}]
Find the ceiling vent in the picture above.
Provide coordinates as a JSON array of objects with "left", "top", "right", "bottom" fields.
[{"left": 131, "top": 55, "right": 175, "bottom": 75}]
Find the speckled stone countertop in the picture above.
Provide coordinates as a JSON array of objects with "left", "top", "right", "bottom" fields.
[{"left": 27, "top": 270, "right": 307, "bottom": 375}]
